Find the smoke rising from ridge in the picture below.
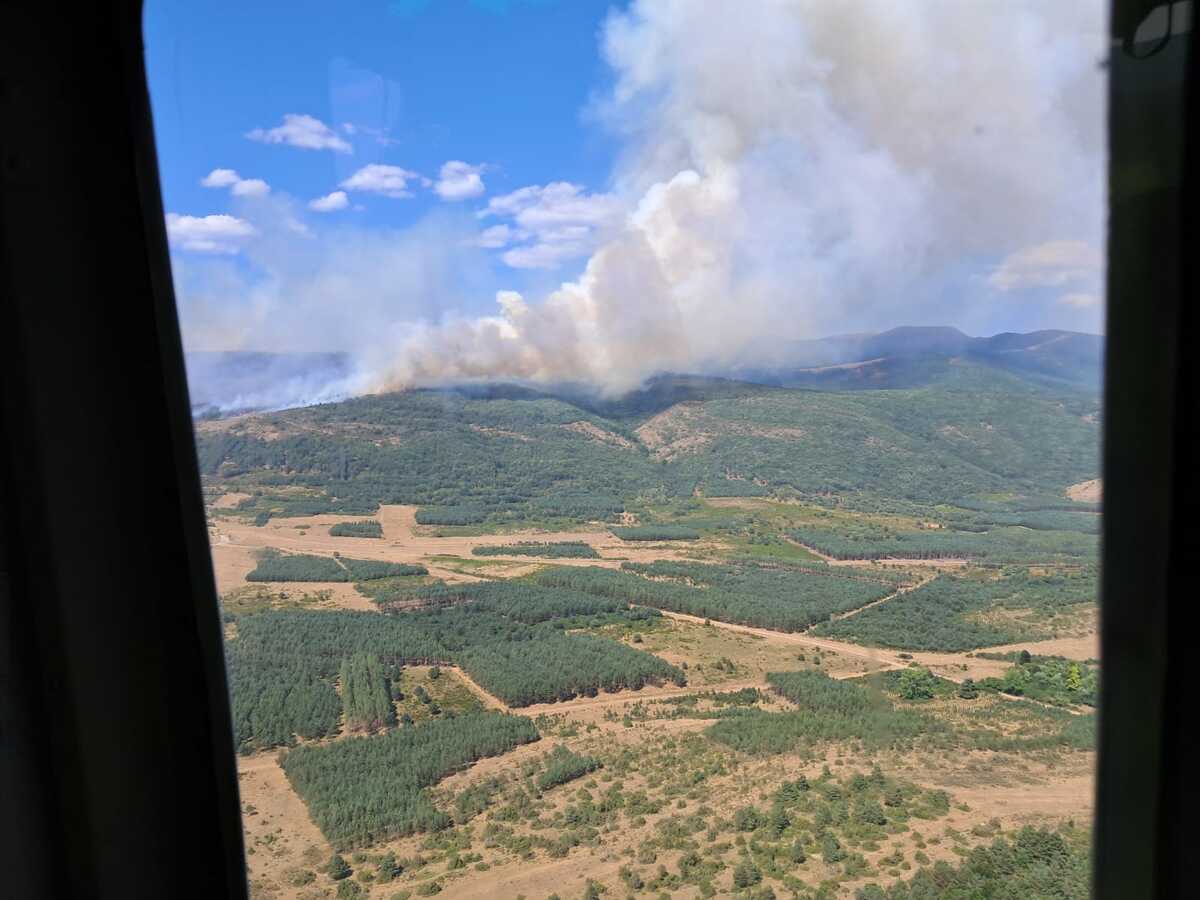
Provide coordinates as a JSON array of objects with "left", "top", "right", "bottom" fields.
[
  {"left": 376, "top": 0, "right": 1105, "bottom": 395},
  {"left": 174, "top": 0, "right": 1106, "bottom": 407}
]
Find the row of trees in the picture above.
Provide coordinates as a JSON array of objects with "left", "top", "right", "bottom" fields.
[
  {"left": 532, "top": 561, "right": 896, "bottom": 633},
  {"left": 610, "top": 525, "right": 700, "bottom": 541},
  {"left": 338, "top": 652, "right": 396, "bottom": 732},
  {"left": 329, "top": 520, "right": 383, "bottom": 538},
  {"left": 245, "top": 551, "right": 426, "bottom": 583},
  {"left": 282, "top": 712, "right": 540, "bottom": 847},
  {"left": 471, "top": 541, "right": 599, "bottom": 559},
  {"left": 787, "top": 522, "right": 1097, "bottom": 562}
]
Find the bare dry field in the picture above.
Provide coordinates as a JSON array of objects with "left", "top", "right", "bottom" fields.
[
  {"left": 239, "top": 753, "right": 332, "bottom": 899},
  {"left": 207, "top": 504, "right": 718, "bottom": 604},
  {"left": 1065, "top": 478, "right": 1102, "bottom": 503}
]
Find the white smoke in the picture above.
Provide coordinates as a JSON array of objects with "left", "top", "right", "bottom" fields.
[
  {"left": 175, "top": 0, "right": 1108, "bottom": 404},
  {"left": 372, "top": 0, "right": 1107, "bottom": 395}
]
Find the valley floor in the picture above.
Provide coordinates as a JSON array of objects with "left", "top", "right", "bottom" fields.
[{"left": 211, "top": 499, "right": 1098, "bottom": 899}]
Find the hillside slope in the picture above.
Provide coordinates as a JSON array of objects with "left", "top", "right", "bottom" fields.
[{"left": 196, "top": 358, "right": 1099, "bottom": 528}]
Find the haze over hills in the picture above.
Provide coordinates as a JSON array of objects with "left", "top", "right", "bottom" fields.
[
  {"left": 194, "top": 324, "right": 1102, "bottom": 543},
  {"left": 187, "top": 325, "right": 1103, "bottom": 417}
]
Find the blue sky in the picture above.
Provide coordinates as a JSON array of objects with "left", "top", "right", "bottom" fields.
[
  {"left": 146, "top": 0, "right": 623, "bottom": 294},
  {"left": 145, "top": 0, "right": 1106, "bottom": 393}
]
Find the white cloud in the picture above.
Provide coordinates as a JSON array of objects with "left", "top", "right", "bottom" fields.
[
  {"left": 165, "top": 213, "right": 257, "bottom": 254},
  {"left": 246, "top": 114, "right": 353, "bottom": 153},
  {"left": 201, "top": 169, "right": 271, "bottom": 197},
  {"left": 1059, "top": 292, "right": 1100, "bottom": 308},
  {"left": 231, "top": 178, "right": 271, "bottom": 197},
  {"left": 308, "top": 190, "right": 350, "bottom": 212},
  {"left": 479, "top": 182, "right": 623, "bottom": 269},
  {"left": 200, "top": 168, "right": 241, "bottom": 188},
  {"left": 987, "top": 240, "right": 1102, "bottom": 292},
  {"left": 434, "top": 161, "right": 487, "bottom": 200},
  {"left": 477, "top": 224, "right": 515, "bottom": 248},
  {"left": 339, "top": 164, "right": 423, "bottom": 199}
]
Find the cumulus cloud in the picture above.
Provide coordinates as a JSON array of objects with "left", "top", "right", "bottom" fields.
[
  {"left": 987, "top": 240, "right": 1102, "bottom": 291},
  {"left": 200, "top": 168, "right": 241, "bottom": 188},
  {"left": 340, "top": 164, "right": 425, "bottom": 199},
  {"left": 246, "top": 114, "right": 353, "bottom": 153},
  {"left": 201, "top": 168, "right": 271, "bottom": 197},
  {"left": 477, "top": 224, "right": 515, "bottom": 248},
  {"left": 434, "top": 161, "right": 487, "bottom": 200},
  {"left": 308, "top": 190, "right": 350, "bottom": 212},
  {"left": 231, "top": 178, "right": 270, "bottom": 197},
  {"left": 479, "top": 182, "right": 623, "bottom": 269},
  {"left": 1059, "top": 292, "right": 1100, "bottom": 308},
  {"left": 166, "top": 213, "right": 257, "bottom": 254}
]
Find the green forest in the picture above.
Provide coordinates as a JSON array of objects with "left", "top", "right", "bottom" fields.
[
  {"left": 282, "top": 712, "right": 540, "bottom": 847},
  {"left": 226, "top": 594, "right": 682, "bottom": 751},
  {"left": 813, "top": 569, "right": 1096, "bottom": 651},
  {"left": 245, "top": 550, "right": 426, "bottom": 583},
  {"left": 196, "top": 364, "right": 1099, "bottom": 529},
  {"left": 532, "top": 561, "right": 898, "bottom": 632}
]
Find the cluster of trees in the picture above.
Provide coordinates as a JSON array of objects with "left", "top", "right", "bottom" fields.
[
  {"left": 398, "top": 580, "right": 644, "bottom": 625},
  {"left": 226, "top": 601, "right": 682, "bottom": 749},
  {"left": 976, "top": 654, "right": 1099, "bottom": 707},
  {"left": 814, "top": 569, "right": 1097, "bottom": 652},
  {"left": 245, "top": 551, "right": 347, "bottom": 582},
  {"left": 245, "top": 551, "right": 425, "bottom": 583},
  {"left": 329, "top": 520, "right": 383, "bottom": 538},
  {"left": 415, "top": 505, "right": 487, "bottom": 526},
  {"left": 854, "top": 826, "right": 1089, "bottom": 899},
  {"left": 610, "top": 525, "right": 701, "bottom": 541},
  {"left": 531, "top": 561, "right": 895, "bottom": 633},
  {"left": 704, "top": 671, "right": 938, "bottom": 754},
  {"left": 456, "top": 632, "right": 685, "bottom": 705},
  {"left": 471, "top": 541, "right": 599, "bottom": 559},
  {"left": 226, "top": 649, "right": 341, "bottom": 750},
  {"left": 534, "top": 745, "right": 601, "bottom": 791},
  {"left": 282, "top": 712, "right": 539, "bottom": 847},
  {"left": 341, "top": 558, "right": 427, "bottom": 580},
  {"left": 788, "top": 522, "right": 1096, "bottom": 562},
  {"left": 338, "top": 652, "right": 396, "bottom": 732}
]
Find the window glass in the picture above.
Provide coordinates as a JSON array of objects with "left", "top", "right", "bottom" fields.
[{"left": 146, "top": 2, "right": 1106, "bottom": 895}]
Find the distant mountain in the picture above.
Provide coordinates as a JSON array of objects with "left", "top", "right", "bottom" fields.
[
  {"left": 186, "top": 327, "right": 1103, "bottom": 417},
  {"left": 185, "top": 351, "right": 355, "bottom": 417},
  {"left": 730, "top": 326, "right": 1103, "bottom": 392}
]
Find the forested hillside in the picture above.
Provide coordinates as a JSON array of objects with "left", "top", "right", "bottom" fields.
[{"left": 195, "top": 357, "right": 1100, "bottom": 532}]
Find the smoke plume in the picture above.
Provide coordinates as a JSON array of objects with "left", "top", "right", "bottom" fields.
[
  {"left": 176, "top": 0, "right": 1107, "bottom": 406},
  {"left": 375, "top": 0, "right": 1105, "bottom": 395}
]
